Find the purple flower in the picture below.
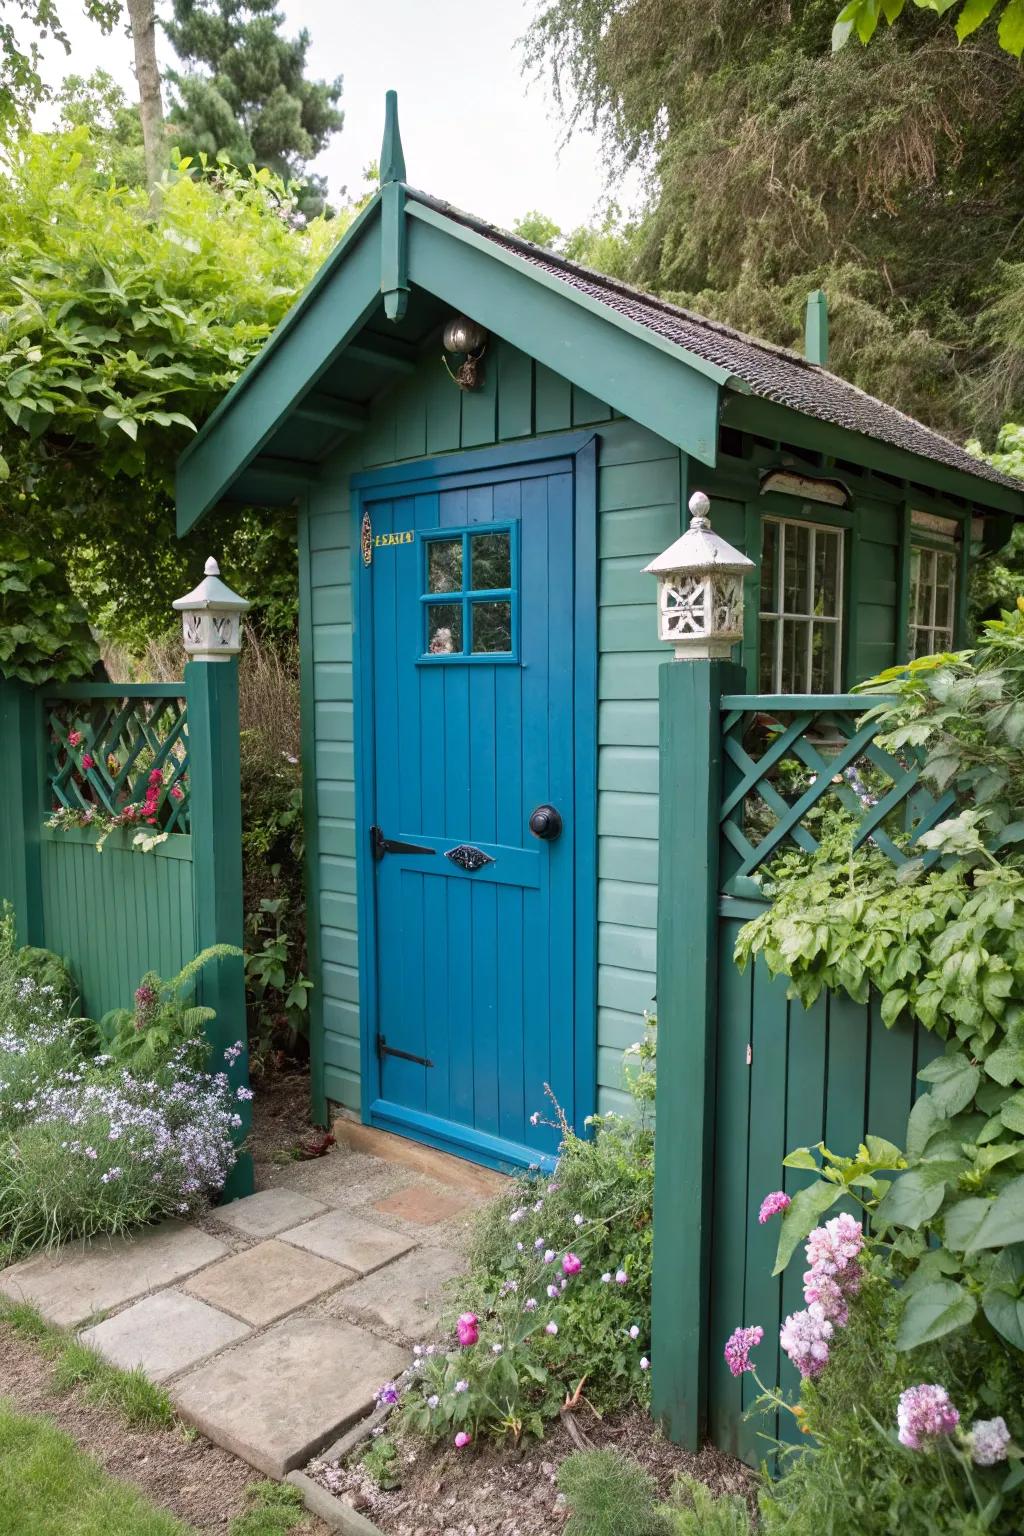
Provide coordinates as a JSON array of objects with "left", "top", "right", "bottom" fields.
[
  {"left": 615, "top": 1269, "right": 629, "bottom": 1286},
  {"left": 508, "top": 1207, "right": 526, "bottom": 1224},
  {"left": 545, "top": 1321, "right": 558, "bottom": 1336},
  {"left": 802, "top": 1271, "right": 849, "bottom": 1325},
  {"left": 758, "top": 1190, "right": 792, "bottom": 1224},
  {"left": 454, "top": 1380, "right": 469, "bottom": 1394},
  {"left": 724, "top": 1325, "right": 763, "bottom": 1378},
  {"left": 427, "top": 1394, "right": 439, "bottom": 1409},
  {"left": 544, "top": 1249, "right": 556, "bottom": 1264},
  {"left": 897, "top": 1384, "right": 960, "bottom": 1450},
  {"left": 235, "top": 1085, "right": 254, "bottom": 1101},
  {"left": 562, "top": 1252, "right": 582, "bottom": 1276},
  {"left": 780, "top": 1305, "right": 833, "bottom": 1379},
  {"left": 547, "top": 1284, "right": 560, "bottom": 1299},
  {"left": 375, "top": 1381, "right": 400, "bottom": 1406},
  {"left": 524, "top": 1297, "right": 538, "bottom": 1312},
  {"left": 805, "top": 1214, "right": 863, "bottom": 1276},
  {"left": 968, "top": 1417, "right": 1011, "bottom": 1467},
  {"left": 534, "top": 1237, "right": 545, "bottom": 1250},
  {"left": 454, "top": 1431, "right": 472, "bottom": 1448}
]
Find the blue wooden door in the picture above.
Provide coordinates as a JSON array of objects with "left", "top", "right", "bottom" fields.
[{"left": 359, "top": 453, "right": 586, "bottom": 1167}]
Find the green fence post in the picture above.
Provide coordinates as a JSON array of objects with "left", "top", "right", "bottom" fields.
[
  {"left": 185, "top": 656, "right": 253, "bottom": 1200},
  {"left": 651, "top": 655, "right": 745, "bottom": 1448},
  {"left": 0, "top": 678, "right": 45, "bottom": 947}
]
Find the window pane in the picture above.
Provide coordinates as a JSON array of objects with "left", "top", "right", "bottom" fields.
[
  {"left": 783, "top": 524, "right": 811, "bottom": 615},
  {"left": 934, "top": 553, "right": 954, "bottom": 630},
  {"left": 427, "top": 604, "right": 462, "bottom": 654},
  {"left": 470, "top": 601, "right": 512, "bottom": 653},
  {"left": 781, "top": 619, "right": 808, "bottom": 692},
  {"left": 759, "top": 619, "right": 777, "bottom": 691},
  {"left": 761, "top": 521, "right": 777, "bottom": 612},
  {"left": 814, "top": 530, "right": 840, "bottom": 618},
  {"left": 428, "top": 540, "right": 462, "bottom": 594},
  {"left": 470, "top": 532, "right": 511, "bottom": 591},
  {"left": 810, "top": 622, "right": 837, "bottom": 693},
  {"left": 915, "top": 550, "right": 933, "bottom": 625}
]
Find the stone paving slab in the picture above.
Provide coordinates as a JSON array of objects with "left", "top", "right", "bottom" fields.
[
  {"left": 373, "top": 1184, "right": 471, "bottom": 1227},
  {"left": 210, "top": 1187, "right": 329, "bottom": 1240},
  {"left": 80, "top": 1289, "right": 250, "bottom": 1381},
  {"left": 170, "top": 1314, "right": 408, "bottom": 1479},
  {"left": 281, "top": 1209, "right": 416, "bottom": 1276},
  {"left": 0, "top": 1221, "right": 229, "bottom": 1328},
  {"left": 334, "top": 1245, "right": 466, "bottom": 1341},
  {"left": 184, "top": 1238, "right": 354, "bottom": 1327}
]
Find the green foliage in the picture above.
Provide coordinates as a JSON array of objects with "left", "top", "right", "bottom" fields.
[
  {"left": 558, "top": 1450, "right": 669, "bottom": 1536},
  {"left": 666, "top": 1477, "right": 753, "bottom": 1535},
  {"left": 0, "top": 115, "right": 355, "bottom": 650},
  {"left": 524, "top": 0, "right": 1024, "bottom": 436},
  {"left": 0, "top": 540, "right": 98, "bottom": 684},
  {"left": 96, "top": 945, "right": 241, "bottom": 1072},
  {"left": 833, "top": 0, "right": 1024, "bottom": 58},
  {"left": 0, "top": 0, "right": 120, "bottom": 127},
  {"left": 402, "top": 1097, "right": 653, "bottom": 1443},
  {"left": 360, "top": 1435, "right": 402, "bottom": 1491},
  {"left": 227, "top": 1480, "right": 305, "bottom": 1536},
  {"left": 0, "top": 1400, "right": 189, "bottom": 1536},
  {"left": 512, "top": 205, "right": 643, "bottom": 281},
  {"left": 164, "top": 0, "right": 344, "bottom": 219}
]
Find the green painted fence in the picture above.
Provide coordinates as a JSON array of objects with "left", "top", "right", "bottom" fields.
[
  {"left": 0, "top": 665, "right": 253, "bottom": 1195},
  {"left": 651, "top": 675, "right": 948, "bottom": 1460}
]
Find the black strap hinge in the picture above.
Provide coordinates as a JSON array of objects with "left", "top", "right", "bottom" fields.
[
  {"left": 370, "top": 825, "right": 436, "bottom": 861},
  {"left": 378, "top": 1035, "right": 434, "bottom": 1069}
]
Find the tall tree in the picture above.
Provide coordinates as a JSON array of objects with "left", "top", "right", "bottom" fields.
[
  {"left": 0, "top": 0, "right": 119, "bottom": 124},
  {"left": 124, "top": 0, "right": 165, "bottom": 190},
  {"left": 524, "top": 0, "right": 1024, "bottom": 441},
  {"left": 163, "top": 0, "right": 343, "bottom": 216}
]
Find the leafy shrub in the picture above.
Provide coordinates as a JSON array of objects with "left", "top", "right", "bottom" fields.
[
  {"left": 667, "top": 1476, "right": 753, "bottom": 1535},
  {"left": 557, "top": 1449, "right": 668, "bottom": 1536},
  {"left": 361, "top": 1434, "right": 402, "bottom": 1490},
  {"left": 399, "top": 1094, "right": 653, "bottom": 1444},
  {"left": 95, "top": 945, "right": 241, "bottom": 1072},
  {"left": 7, "top": 946, "right": 77, "bottom": 1013},
  {"left": 0, "top": 540, "right": 98, "bottom": 684}
]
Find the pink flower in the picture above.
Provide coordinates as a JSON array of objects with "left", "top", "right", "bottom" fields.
[
  {"left": 81, "top": 753, "right": 95, "bottom": 771},
  {"left": 562, "top": 1253, "right": 582, "bottom": 1276},
  {"left": 724, "top": 1325, "right": 763, "bottom": 1378},
  {"left": 802, "top": 1271, "right": 849, "bottom": 1325},
  {"left": 780, "top": 1304, "right": 833, "bottom": 1379},
  {"left": 68, "top": 730, "right": 82, "bottom": 747},
  {"left": 615, "top": 1269, "right": 629, "bottom": 1285},
  {"left": 456, "top": 1312, "right": 479, "bottom": 1348},
  {"left": 171, "top": 785, "right": 184, "bottom": 800},
  {"left": 454, "top": 1431, "right": 472, "bottom": 1448},
  {"left": 148, "top": 768, "right": 163, "bottom": 786},
  {"left": 897, "top": 1384, "right": 960, "bottom": 1450},
  {"left": 545, "top": 1321, "right": 558, "bottom": 1336},
  {"left": 805, "top": 1214, "right": 863, "bottom": 1276},
  {"left": 758, "top": 1191, "right": 792, "bottom": 1224}
]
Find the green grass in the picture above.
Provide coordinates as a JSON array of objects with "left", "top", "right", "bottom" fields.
[
  {"left": 0, "top": 1297, "right": 174, "bottom": 1428},
  {"left": 0, "top": 1399, "right": 191, "bottom": 1535},
  {"left": 228, "top": 1481, "right": 306, "bottom": 1536}
]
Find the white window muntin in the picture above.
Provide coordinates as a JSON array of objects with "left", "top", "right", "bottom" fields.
[
  {"left": 759, "top": 515, "right": 845, "bottom": 693},
  {"left": 909, "top": 544, "right": 957, "bottom": 659}
]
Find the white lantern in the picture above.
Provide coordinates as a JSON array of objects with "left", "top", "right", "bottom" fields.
[
  {"left": 643, "top": 492, "right": 754, "bottom": 659},
  {"left": 172, "top": 558, "right": 251, "bottom": 662}
]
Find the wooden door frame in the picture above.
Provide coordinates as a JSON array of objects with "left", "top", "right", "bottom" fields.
[{"left": 350, "top": 431, "right": 599, "bottom": 1170}]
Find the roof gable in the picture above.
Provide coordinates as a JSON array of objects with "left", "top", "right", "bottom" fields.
[{"left": 175, "top": 104, "right": 1023, "bottom": 533}]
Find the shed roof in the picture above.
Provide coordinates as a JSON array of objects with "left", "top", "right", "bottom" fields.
[
  {"left": 418, "top": 191, "right": 1016, "bottom": 496},
  {"left": 175, "top": 97, "right": 1024, "bottom": 533}
]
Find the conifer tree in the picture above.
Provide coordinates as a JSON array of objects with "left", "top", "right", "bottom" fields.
[{"left": 163, "top": 0, "right": 342, "bottom": 216}]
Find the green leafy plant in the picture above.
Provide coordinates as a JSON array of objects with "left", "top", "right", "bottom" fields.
[
  {"left": 96, "top": 945, "right": 242, "bottom": 1071},
  {"left": 557, "top": 1450, "right": 669, "bottom": 1536},
  {"left": 0, "top": 541, "right": 98, "bottom": 684},
  {"left": 360, "top": 1434, "right": 402, "bottom": 1491},
  {"left": 245, "top": 890, "right": 312, "bottom": 1056}
]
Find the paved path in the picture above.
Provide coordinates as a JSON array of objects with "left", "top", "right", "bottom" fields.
[{"left": 0, "top": 1126, "right": 504, "bottom": 1478}]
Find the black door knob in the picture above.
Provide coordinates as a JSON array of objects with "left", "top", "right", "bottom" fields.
[{"left": 529, "top": 804, "right": 563, "bottom": 841}]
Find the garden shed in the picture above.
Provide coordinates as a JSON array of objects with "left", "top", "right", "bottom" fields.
[{"left": 176, "top": 95, "right": 1024, "bottom": 1175}]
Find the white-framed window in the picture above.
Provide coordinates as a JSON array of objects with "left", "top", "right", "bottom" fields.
[
  {"left": 759, "top": 516, "right": 844, "bottom": 693},
  {"left": 909, "top": 544, "right": 957, "bottom": 658}
]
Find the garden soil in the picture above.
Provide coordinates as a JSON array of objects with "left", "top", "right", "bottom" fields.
[
  {"left": 0, "top": 1324, "right": 329, "bottom": 1534},
  {"left": 309, "top": 1407, "right": 758, "bottom": 1536}
]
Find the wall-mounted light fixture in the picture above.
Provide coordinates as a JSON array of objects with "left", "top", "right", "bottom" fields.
[{"left": 442, "top": 315, "right": 488, "bottom": 391}]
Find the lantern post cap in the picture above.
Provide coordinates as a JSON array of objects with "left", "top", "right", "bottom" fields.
[
  {"left": 643, "top": 493, "right": 754, "bottom": 578},
  {"left": 172, "top": 558, "right": 252, "bottom": 615}
]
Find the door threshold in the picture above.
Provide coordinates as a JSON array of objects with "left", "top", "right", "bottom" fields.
[{"left": 368, "top": 1099, "right": 558, "bottom": 1175}]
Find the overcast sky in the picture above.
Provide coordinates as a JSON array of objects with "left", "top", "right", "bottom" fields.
[{"left": 35, "top": 0, "right": 640, "bottom": 230}]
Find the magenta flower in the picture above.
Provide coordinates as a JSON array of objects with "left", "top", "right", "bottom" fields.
[
  {"left": 81, "top": 753, "right": 95, "bottom": 771},
  {"left": 562, "top": 1252, "right": 582, "bottom": 1276},
  {"left": 724, "top": 1325, "right": 763, "bottom": 1378},
  {"left": 454, "top": 1431, "right": 472, "bottom": 1448},
  {"left": 375, "top": 1381, "right": 399, "bottom": 1406},
  {"left": 456, "top": 1312, "right": 479, "bottom": 1347},
  {"left": 780, "top": 1304, "right": 833, "bottom": 1379},
  {"left": 68, "top": 730, "right": 83, "bottom": 747},
  {"left": 758, "top": 1191, "right": 792, "bottom": 1224},
  {"left": 897, "top": 1384, "right": 960, "bottom": 1450}
]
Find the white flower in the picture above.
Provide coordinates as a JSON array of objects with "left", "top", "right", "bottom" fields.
[
  {"left": 491, "top": 1343, "right": 503, "bottom": 1355},
  {"left": 545, "top": 1322, "right": 558, "bottom": 1336},
  {"left": 640, "top": 1357, "right": 650, "bottom": 1371},
  {"left": 629, "top": 1325, "right": 640, "bottom": 1340},
  {"left": 969, "top": 1417, "right": 1011, "bottom": 1467},
  {"left": 573, "top": 1213, "right": 585, "bottom": 1227}
]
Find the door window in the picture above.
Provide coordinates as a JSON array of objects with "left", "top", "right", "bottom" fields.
[
  {"left": 422, "top": 526, "right": 516, "bottom": 659},
  {"left": 759, "top": 516, "right": 844, "bottom": 693},
  {"left": 909, "top": 545, "right": 957, "bottom": 658}
]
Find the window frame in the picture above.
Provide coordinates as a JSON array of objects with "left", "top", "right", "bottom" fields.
[
  {"left": 417, "top": 523, "right": 519, "bottom": 664},
  {"left": 757, "top": 512, "right": 846, "bottom": 694},
  {"left": 908, "top": 538, "right": 958, "bottom": 659}
]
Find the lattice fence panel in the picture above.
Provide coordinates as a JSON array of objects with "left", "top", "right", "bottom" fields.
[
  {"left": 46, "top": 694, "right": 191, "bottom": 834},
  {"left": 719, "top": 697, "right": 954, "bottom": 888}
]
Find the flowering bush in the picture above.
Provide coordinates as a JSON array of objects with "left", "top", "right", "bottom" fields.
[
  {"left": 94, "top": 946, "right": 242, "bottom": 1073},
  {"left": 0, "top": 938, "right": 247, "bottom": 1256},
  {"left": 396, "top": 1098, "right": 654, "bottom": 1444}
]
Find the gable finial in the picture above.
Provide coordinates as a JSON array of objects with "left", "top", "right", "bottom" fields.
[{"left": 380, "top": 90, "right": 406, "bottom": 185}]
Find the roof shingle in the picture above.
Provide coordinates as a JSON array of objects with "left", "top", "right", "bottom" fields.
[{"left": 410, "top": 190, "right": 1021, "bottom": 498}]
